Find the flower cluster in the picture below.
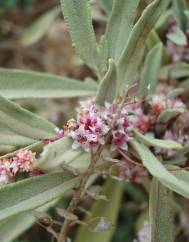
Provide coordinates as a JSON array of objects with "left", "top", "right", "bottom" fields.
[
  {"left": 64, "top": 95, "right": 186, "bottom": 152},
  {"left": 0, "top": 149, "right": 36, "bottom": 185},
  {"left": 66, "top": 99, "right": 110, "bottom": 151},
  {"left": 150, "top": 94, "right": 185, "bottom": 114}
]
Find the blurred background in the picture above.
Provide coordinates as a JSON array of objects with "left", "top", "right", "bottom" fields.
[{"left": 0, "top": 1, "right": 189, "bottom": 241}]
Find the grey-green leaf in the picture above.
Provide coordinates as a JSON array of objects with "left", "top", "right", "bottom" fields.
[
  {"left": 105, "top": 0, "right": 140, "bottom": 62},
  {"left": 21, "top": 8, "right": 60, "bottom": 46},
  {"left": 150, "top": 178, "right": 174, "bottom": 242},
  {"left": 157, "top": 108, "right": 184, "bottom": 124},
  {"left": 60, "top": 0, "right": 100, "bottom": 73},
  {"left": 173, "top": 0, "right": 188, "bottom": 31},
  {"left": 117, "top": 0, "right": 169, "bottom": 95},
  {"left": 138, "top": 43, "right": 162, "bottom": 96},
  {"left": 133, "top": 129, "right": 182, "bottom": 150},
  {"left": 96, "top": 59, "right": 117, "bottom": 106},
  {"left": 0, "top": 95, "right": 56, "bottom": 146},
  {"left": 0, "top": 200, "right": 57, "bottom": 242},
  {"left": 131, "top": 141, "right": 189, "bottom": 198},
  {"left": 167, "top": 26, "right": 187, "bottom": 46},
  {"left": 0, "top": 69, "right": 97, "bottom": 99},
  {"left": 75, "top": 178, "right": 123, "bottom": 242},
  {"left": 0, "top": 172, "right": 80, "bottom": 222},
  {"left": 36, "top": 137, "right": 91, "bottom": 172},
  {"left": 160, "top": 63, "right": 189, "bottom": 80},
  {"left": 97, "top": 0, "right": 113, "bottom": 13}
]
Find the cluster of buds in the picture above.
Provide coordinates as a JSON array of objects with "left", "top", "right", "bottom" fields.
[
  {"left": 166, "top": 23, "right": 189, "bottom": 63},
  {"left": 64, "top": 95, "right": 186, "bottom": 153},
  {"left": 0, "top": 149, "right": 36, "bottom": 185}
]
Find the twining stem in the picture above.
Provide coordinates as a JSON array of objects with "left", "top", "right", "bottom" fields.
[{"left": 57, "top": 145, "right": 104, "bottom": 242}]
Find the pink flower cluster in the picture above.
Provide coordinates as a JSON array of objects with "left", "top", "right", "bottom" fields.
[
  {"left": 65, "top": 95, "right": 185, "bottom": 152},
  {"left": 67, "top": 99, "right": 110, "bottom": 151},
  {"left": 150, "top": 94, "right": 185, "bottom": 115},
  {"left": 0, "top": 149, "right": 36, "bottom": 185}
]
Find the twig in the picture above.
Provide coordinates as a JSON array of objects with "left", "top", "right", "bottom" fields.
[
  {"left": 118, "top": 149, "right": 144, "bottom": 168},
  {"left": 57, "top": 145, "right": 104, "bottom": 242}
]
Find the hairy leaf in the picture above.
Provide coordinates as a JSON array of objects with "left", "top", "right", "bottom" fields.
[
  {"left": 157, "top": 108, "right": 184, "bottom": 123},
  {"left": 0, "top": 96, "right": 56, "bottom": 146},
  {"left": 133, "top": 129, "right": 182, "bottom": 150},
  {"left": 0, "top": 69, "right": 97, "bottom": 99},
  {"left": 150, "top": 178, "right": 174, "bottom": 242},
  {"left": 75, "top": 178, "right": 123, "bottom": 242},
  {"left": 167, "top": 26, "right": 187, "bottom": 46},
  {"left": 160, "top": 63, "right": 189, "bottom": 79},
  {"left": 60, "top": 0, "right": 100, "bottom": 73},
  {"left": 21, "top": 8, "right": 60, "bottom": 46},
  {"left": 105, "top": 0, "right": 140, "bottom": 62},
  {"left": 36, "top": 137, "right": 90, "bottom": 172},
  {"left": 0, "top": 172, "right": 80, "bottom": 222},
  {"left": 96, "top": 59, "right": 117, "bottom": 105},
  {"left": 0, "top": 200, "right": 57, "bottom": 242},
  {"left": 138, "top": 43, "right": 162, "bottom": 96},
  {"left": 131, "top": 141, "right": 189, "bottom": 198},
  {"left": 173, "top": 0, "right": 187, "bottom": 31},
  {"left": 147, "top": 29, "right": 161, "bottom": 49},
  {"left": 117, "top": 0, "right": 169, "bottom": 95},
  {"left": 97, "top": 0, "right": 112, "bottom": 13}
]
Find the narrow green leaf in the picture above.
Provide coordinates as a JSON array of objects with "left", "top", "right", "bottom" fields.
[
  {"left": 0, "top": 213, "right": 35, "bottom": 242},
  {"left": 75, "top": 178, "right": 123, "bottom": 242},
  {"left": 98, "top": 36, "right": 109, "bottom": 74},
  {"left": 173, "top": 0, "right": 188, "bottom": 31},
  {"left": 147, "top": 29, "right": 161, "bottom": 49},
  {"left": 105, "top": 0, "right": 140, "bottom": 62},
  {"left": 155, "top": 9, "right": 173, "bottom": 33},
  {"left": 131, "top": 140, "right": 189, "bottom": 198},
  {"left": 167, "top": 88, "right": 185, "bottom": 99},
  {"left": 179, "top": 78, "right": 189, "bottom": 90},
  {"left": 157, "top": 108, "right": 184, "bottom": 123},
  {"left": 97, "top": 0, "right": 113, "bottom": 13},
  {"left": 0, "top": 172, "right": 80, "bottom": 222},
  {"left": 96, "top": 59, "right": 117, "bottom": 105},
  {"left": 147, "top": 30, "right": 168, "bottom": 64},
  {"left": 36, "top": 137, "right": 90, "bottom": 172},
  {"left": 150, "top": 178, "right": 174, "bottom": 242},
  {"left": 133, "top": 129, "right": 182, "bottom": 150},
  {"left": 0, "top": 200, "right": 57, "bottom": 242},
  {"left": 167, "top": 26, "right": 187, "bottom": 46},
  {"left": 179, "top": 144, "right": 189, "bottom": 156},
  {"left": 60, "top": 0, "right": 100, "bottom": 73},
  {"left": 138, "top": 43, "right": 162, "bottom": 96},
  {"left": 0, "top": 69, "right": 97, "bottom": 99},
  {"left": 167, "top": 166, "right": 189, "bottom": 183},
  {"left": 0, "top": 96, "right": 56, "bottom": 146},
  {"left": 36, "top": 137, "right": 73, "bottom": 170},
  {"left": 160, "top": 63, "right": 189, "bottom": 80},
  {"left": 117, "top": 0, "right": 169, "bottom": 95},
  {"left": 21, "top": 8, "right": 60, "bottom": 46}
]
